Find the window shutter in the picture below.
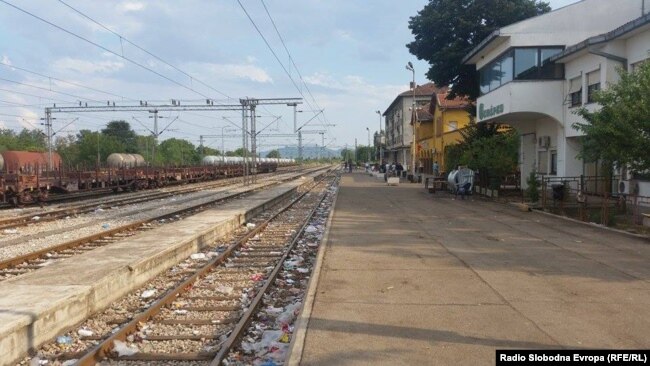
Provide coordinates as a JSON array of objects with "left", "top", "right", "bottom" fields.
[
  {"left": 587, "top": 70, "right": 600, "bottom": 86},
  {"left": 569, "top": 77, "right": 582, "bottom": 93}
]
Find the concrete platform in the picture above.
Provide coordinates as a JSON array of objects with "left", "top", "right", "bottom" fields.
[
  {"left": 0, "top": 173, "right": 323, "bottom": 365},
  {"left": 292, "top": 173, "right": 650, "bottom": 366}
]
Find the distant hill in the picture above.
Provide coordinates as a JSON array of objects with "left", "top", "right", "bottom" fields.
[{"left": 260, "top": 144, "right": 340, "bottom": 159}]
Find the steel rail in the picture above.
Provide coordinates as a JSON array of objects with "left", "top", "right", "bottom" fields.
[
  {"left": 73, "top": 172, "right": 332, "bottom": 365},
  {"left": 0, "top": 167, "right": 329, "bottom": 277},
  {"left": 210, "top": 176, "right": 330, "bottom": 365}
]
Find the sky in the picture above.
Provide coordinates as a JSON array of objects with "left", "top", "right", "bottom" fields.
[{"left": 0, "top": 0, "right": 579, "bottom": 153}]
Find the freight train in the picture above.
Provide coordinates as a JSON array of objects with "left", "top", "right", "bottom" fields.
[{"left": 0, "top": 151, "right": 292, "bottom": 206}]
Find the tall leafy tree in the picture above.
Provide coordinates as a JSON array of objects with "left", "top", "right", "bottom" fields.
[
  {"left": 407, "top": 0, "right": 550, "bottom": 99},
  {"left": 574, "top": 62, "right": 650, "bottom": 172},
  {"left": 158, "top": 138, "right": 200, "bottom": 166},
  {"left": 266, "top": 149, "right": 281, "bottom": 158},
  {"left": 102, "top": 120, "right": 137, "bottom": 152}
]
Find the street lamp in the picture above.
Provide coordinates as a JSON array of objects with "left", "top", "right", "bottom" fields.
[
  {"left": 375, "top": 110, "right": 382, "bottom": 163},
  {"left": 405, "top": 61, "right": 416, "bottom": 180}
]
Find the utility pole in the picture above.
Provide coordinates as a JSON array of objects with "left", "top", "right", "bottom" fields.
[
  {"left": 298, "top": 130, "right": 303, "bottom": 170},
  {"left": 354, "top": 138, "right": 358, "bottom": 164},
  {"left": 319, "top": 132, "right": 325, "bottom": 161},
  {"left": 199, "top": 135, "right": 204, "bottom": 158},
  {"left": 40, "top": 108, "right": 55, "bottom": 171},
  {"left": 249, "top": 100, "right": 258, "bottom": 184},
  {"left": 149, "top": 109, "right": 159, "bottom": 165},
  {"left": 366, "top": 127, "right": 371, "bottom": 163},
  {"left": 241, "top": 104, "right": 248, "bottom": 185}
]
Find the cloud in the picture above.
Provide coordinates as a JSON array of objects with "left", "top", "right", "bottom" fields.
[
  {"left": 119, "top": 1, "right": 146, "bottom": 12},
  {"left": 190, "top": 62, "right": 273, "bottom": 83},
  {"left": 1, "top": 55, "right": 12, "bottom": 66},
  {"left": 52, "top": 58, "right": 125, "bottom": 75}
]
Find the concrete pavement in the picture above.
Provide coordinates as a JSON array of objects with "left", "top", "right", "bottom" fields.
[{"left": 296, "top": 172, "right": 650, "bottom": 365}]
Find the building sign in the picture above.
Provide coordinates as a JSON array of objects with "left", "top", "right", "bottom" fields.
[{"left": 479, "top": 103, "right": 505, "bottom": 120}]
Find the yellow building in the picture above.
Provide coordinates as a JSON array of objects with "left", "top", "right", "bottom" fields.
[{"left": 414, "top": 93, "right": 471, "bottom": 175}]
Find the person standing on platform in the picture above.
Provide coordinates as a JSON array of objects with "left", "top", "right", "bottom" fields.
[
  {"left": 432, "top": 161, "right": 439, "bottom": 177},
  {"left": 348, "top": 159, "right": 353, "bottom": 173}
]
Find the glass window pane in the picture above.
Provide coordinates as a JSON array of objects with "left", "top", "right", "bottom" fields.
[
  {"left": 490, "top": 60, "right": 501, "bottom": 90},
  {"left": 538, "top": 150, "right": 548, "bottom": 174},
  {"left": 541, "top": 48, "right": 563, "bottom": 63},
  {"left": 501, "top": 51, "right": 513, "bottom": 84},
  {"left": 480, "top": 67, "right": 490, "bottom": 94},
  {"left": 515, "top": 48, "right": 539, "bottom": 79}
]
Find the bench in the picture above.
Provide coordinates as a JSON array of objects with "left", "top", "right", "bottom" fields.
[{"left": 424, "top": 176, "right": 446, "bottom": 193}]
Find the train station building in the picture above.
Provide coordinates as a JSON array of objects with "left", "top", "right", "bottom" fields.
[{"left": 463, "top": 0, "right": 650, "bottom": 191}]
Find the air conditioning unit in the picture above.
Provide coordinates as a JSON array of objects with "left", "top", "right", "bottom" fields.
[
  {"left": 538, "top": 136, "right": 551, "bottom": 149},
  {"left": 618, "top": 180, "right": 640, "bottom": 195}
]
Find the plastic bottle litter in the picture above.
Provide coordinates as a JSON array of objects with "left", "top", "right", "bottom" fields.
[
  {"left": 77, "top": 328, "right": 93, "bottom": 337},
  {"left": 31, "top": 216, "right": 40, "bottom": 221},
  {"left": 56, "top": 335, "right": 72, "bottom": 345},
  {"left": 246, "top": 223, "right": 256, "bottom": 229},
  {"left": 190, "top": 253, "right": 206, "bottom": 260},
  {"left": 140, "top": 289, "right": 156, "bottom": 299},
  {"left": 113, "top": 340, "right": 139, "bottom": 356},
  {"left": 102, "top": 223, "right": 110, "bottom": 229}
]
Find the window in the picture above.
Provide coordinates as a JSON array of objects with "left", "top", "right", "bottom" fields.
[
  {"left": 550, "top": 151, "right": 557, "bottom": 175},
  {"left": 515, "top": 48, "right": 538, "bottom": 79},
  {"left": 587, "top": 70, "right": 600, "bottom": 103},
  {"left": 538, "top": 150, "right": 548, "bottom": 174},
  {"left": 569, "top": 76, "right": 582, "bottom": 107},
  {"left": 479, "top": 47, "right": 564, "bottom": 94}
]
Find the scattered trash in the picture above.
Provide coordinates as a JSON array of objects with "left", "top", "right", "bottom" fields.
[
  {"left": 56, "top": 335, "right": 72, "bottom": 345},
  {"left": 31, "top": 216, "right": 40, "bottom": 221},
  {"left": 216, "top": 285, "right": 234, "bottom": 295},
  {"left": 140, "top": 289, "right": 156, "bottom": 299},
  {"left": 296, "top": 267, "right": 309, "bottom": 274},
  {"left": 279, "top": 333, "right": 290, "bottom": 343},
  {"left": 61, "top": 360, "right": 77, "bottom": 366},
  {"left": 276, "top": 302, "right": 302, "bottom": 327},
  {"left": 251, "top": 273, "right": 264, "bottom": 281},
  {"left": 246, "top": 223, "right": 256, "bottom": 229},
  {"left": 101, "top": 223, "right": 110, "bottom": 229},
  {"left": 64, "top": 216, "right": 71, "bottom": 220},
  {"left": 305, "top": 225, "right": 317, "bottom": 233},
  {"left": 174, "top": 309, "right": 188, "bottom": 315},
  {"left": 77, "top": 328, "right": 94, "bottom": 337},
  {"left": 3, "top": 229, "right": 18, "bottom": 235},
  {"left": 190, "top": 253, "right": 206, "bottom": 260},
  {"left": 94, "top": 208, "right": 104, "bottom": 213},
  {"left": 113, "top": 340, "right": 139, "bottom": 357},
  {"left": 266, "top": 306, "right": 283, "bottom": 314}
]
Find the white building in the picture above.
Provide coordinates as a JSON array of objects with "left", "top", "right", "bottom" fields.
[
  {"left": 463, "top": 0, "right": 650, "bottom": 190},
  {"left": 382, "top": 83, "right": 441, "bottom": 167}
]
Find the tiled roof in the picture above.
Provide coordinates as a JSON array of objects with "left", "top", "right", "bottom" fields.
[
  {"left": 430, "top": 93, "right": 471, "bottom": 114},
  {"left": 383, "top": 82, "right": 446, "bottom": 116},
  {"left": 398, "top": 82, "right": 447, "bottom": 97}
]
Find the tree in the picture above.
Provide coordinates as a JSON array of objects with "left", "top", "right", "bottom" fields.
[
  {"left": 227, "top": 148, "right": 250, "bottom": 157},
  {"left": 102, "top": 120, "right": 137, "bottom": 152},
  {"left": 158, "top": 138, "right": 200, "bottom": 166},
  {"left": 266, "top": 149, "right": 281, "bottom": 158},
  {"left": 574, "top": 62, "right": 650, "bottom": 172},
  {"left": 407, "top": 0, "right": 550, "bottom": 99}
]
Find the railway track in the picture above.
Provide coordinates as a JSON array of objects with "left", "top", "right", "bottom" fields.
[
  {"left": 21, "top": 171, "right": 338, "bottom": 366},
  {"left": 0, "top": 167, "right": 330, "bottom": 281},
  {"left": 0, "top": 167, "right": 302, "bottom": 230}
]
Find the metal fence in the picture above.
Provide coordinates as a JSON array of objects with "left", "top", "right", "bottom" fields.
[{"left": 539, "top": 175, "right": 649, "bottom": 229}]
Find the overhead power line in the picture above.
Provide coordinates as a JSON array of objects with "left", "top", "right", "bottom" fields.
[
  {"left": 56, "top": 0, "right": 232, "bottom": 101},
  {"left": 235, "top": 0, "right": 323, "bottom": 126},
  {"left": 0, "top": 61, "right": 135, "bottom": 102},
  {"left": 259, "top": 0, "right": 326, "bottom": 124},
  {"left": 0, "top": 0, "right": 215, "bottom": 100}
]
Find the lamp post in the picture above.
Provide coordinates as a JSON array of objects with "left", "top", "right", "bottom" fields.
[
  {"left": 405, "top": 61, "right": 417, "bottom": 181},
  {"left": 375, "top": 110, "right": 382, "bottom": 163}
]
